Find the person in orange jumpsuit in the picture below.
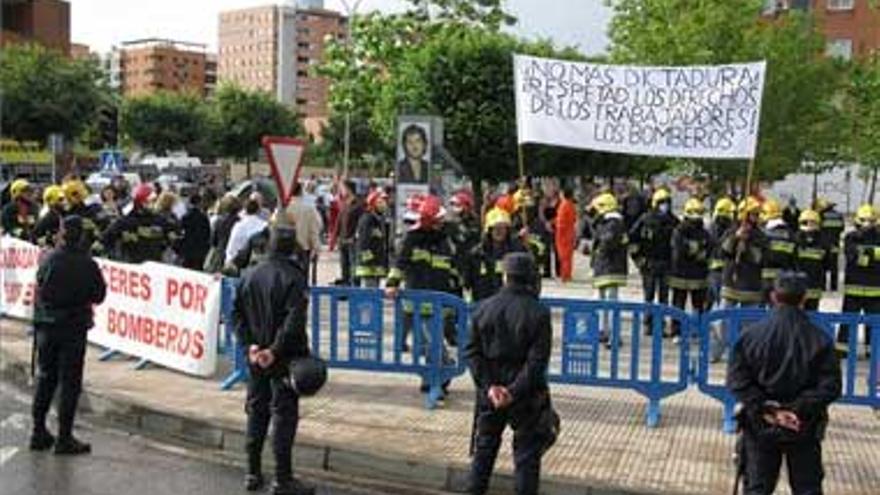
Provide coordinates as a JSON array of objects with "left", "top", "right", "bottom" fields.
[{"left": 554, "top": 187, "right": 577, "bottom": 283}]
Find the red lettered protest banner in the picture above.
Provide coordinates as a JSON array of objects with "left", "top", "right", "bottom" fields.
[
  {"left": 0, "top": 236, "right": 42, "bottom": 319},
  {"left": 90, "top": 260, "right": 220, "bottom": 376},
  {"left": 0, "top": 237, "right": 221, "bottom": 377}
]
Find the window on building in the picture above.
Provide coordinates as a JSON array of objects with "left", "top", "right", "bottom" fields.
[
  {"left": 297, "top": 70, "right": 308, "bottom": 77},
  {"left": 827, "top": 0, "right": 854, "bottom": 9},
  {"left": 298, "top": 56, "right": 310, "bottom": 64},
  {"left": 826, "top": 38, "right": 853, "bottom": 60},
  {"left": 296, "top": 98, "right": 308, "bottom": 106},
  {"left": 298, "top": 28, "right": 311, "bottom": 35},
  {"left": 298, "top": 42, "right": 311, "bottom": 50}
]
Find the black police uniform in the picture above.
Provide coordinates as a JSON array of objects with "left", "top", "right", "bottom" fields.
[
  {"left": 727, "top": 276, "right": 841, "bottom": 495},
  {"left": 629, "top": 209, "right": 679, "bottom": 329},
  {"left": 819, "top": 207, "right": 845, "bottom": 291},
  {"left": 669, "top": 217, "right": 711, "bottom": 337},
  {"left": 102, "top": 207, "right": 180, "bottom": 263},
  {"left": 355, "top": 210, "right": 389, "bottom": 287},
  {"left": 32, "top": 208, "right": 63, "bottom": 248},
  {"left": 466, "top": 234, "right": 527, "bottom": 302},
  {"left": 466, "top": 254, "right": 554, "bottom": 495},
  {"left": 232, "top": 228, "right": 312, "bottom": 495},
  {"left": 794, "top": 230, "right": 832, "bottom": 312},
  {"left": 31, "top": 216, "right": 107, "bottom": 454},
  {"left": 1, "top": 198, "right": 37, "bottom": 239},
  {"left": 837, "top": 226, "right": 880, "bottom": 354}
]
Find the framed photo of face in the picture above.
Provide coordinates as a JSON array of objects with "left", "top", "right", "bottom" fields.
[{"left": 396, "top": 119, "right": 433, "bottom": 184}]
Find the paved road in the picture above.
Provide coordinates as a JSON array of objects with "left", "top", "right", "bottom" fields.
[{"left": 0, "top": 382, "right": 441, "bottom": 495}]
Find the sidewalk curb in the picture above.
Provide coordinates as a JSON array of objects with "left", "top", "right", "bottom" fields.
[{"left": 0, "top": 346, "right": 667, "bottom": 495}]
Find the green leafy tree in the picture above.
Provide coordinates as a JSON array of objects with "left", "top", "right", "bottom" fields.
[
  {"left": 0, "top": 43, "right": 107, "bottom": 142},
  {"left": 210, "top": 84, "right": 301, "bottom": 163},
  {"left": 121, "top": 91, "right": 208, "bottom": 155},
  {"left": 843, "top": 53, "right": 880, "bottom": 203}
]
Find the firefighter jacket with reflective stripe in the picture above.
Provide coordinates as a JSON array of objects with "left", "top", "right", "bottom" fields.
[
  {"left": 466, "top": 235, "right": 527, "bottom": 302},
  {"left": 355, "top": 212, "right": 388, "bottom": 278},
  {"left": 843, "top": 227, "right": 880, "bottom": 298},
  {"left": 762, "top": 221, "right": 797, "bottom": 281},
  {"left": 670, "top": 219, "right": 711, "bottom": 290},
  {"left": 102, "top": 208, "right": 180, "bottom": 264},
  {"left": 67, "top": 202, "right": 109, "bottom": 254},
  {"left": 709, "top": 217, "right": 734, "bottom": 273},
  {"left": 628, "top": 210, "right": 679, "bottom": 271},
  {"left": 795, "top": 231, "right": 832, "bottom": 300},
  {"left": 819, "top": 208, "right": 845, "bottom": 251},
  {"left": 386, "top": 228, "right": 460, "bottom": 294},
  {"left": 720, "top": 225, "right": 768, "bottom": 303},
  {"left": 590, "top": 212, "right": 629, "bottom": 288}
]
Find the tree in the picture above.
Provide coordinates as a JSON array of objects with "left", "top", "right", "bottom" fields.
[
  {"left": 843, "top": 52, "right": 880, "bottom": 203},
  {"left": 121, "top": 91, "right": 208, "bottom": 155},
  {"left": 0, "top": 43, "right": 106, "bottom": 142},
  {"left": 606, "top": 0, "right": 841, "bottom": 186},
  {"left": 210, "top": 84, "right": 301, "bottom": 176}
]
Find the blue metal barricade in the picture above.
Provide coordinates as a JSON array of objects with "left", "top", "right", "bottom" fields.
[
  {"left": 219, "top": 276, "right": 248, "bottom": 390},
  {"left": 541, "top": 298, "right": 694, "bottom": 427},
  {"left": 696, "top": 309, "right": 880, "bottom": 433}
]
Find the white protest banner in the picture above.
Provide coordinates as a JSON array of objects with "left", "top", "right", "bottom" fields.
[
  {"left": 514, "top": 54, "right": 766, "bottom": 159},
  {"left": 0, "top": 236, "right": 42, "bottom": 319},
  {"left": 89, "top": 260, "right": 221, "bottom": 377}
]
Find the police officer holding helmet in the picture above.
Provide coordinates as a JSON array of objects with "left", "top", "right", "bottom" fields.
[
  {"left": 31, "top": 216, "right": 107, "bottom": 455},
  {"left": 466, "top": 252, "right": 557, "bottom": 495},
  {"left": 727, "top": 271, "right": 841, "bottom": 495},
  {"left": 232, "top": 223, "right": 316, "bottom": 495}
]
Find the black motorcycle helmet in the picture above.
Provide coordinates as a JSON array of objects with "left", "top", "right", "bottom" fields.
[{"left": 287, "top": 355, "right": 328, "bottom": 397}]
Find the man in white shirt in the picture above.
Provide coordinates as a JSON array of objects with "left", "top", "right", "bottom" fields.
[
  {"left": 287, "top": 183, "right": 323, "bottom": 283},
  {"left": 226, "top": 198, "right": 268, "bottom": 264}
]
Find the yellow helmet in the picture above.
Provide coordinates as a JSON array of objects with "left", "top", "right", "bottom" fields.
[
  {"left": 43, "top": 185, "right": 65, "bottom": 207},
  {"left": 683, "top": 198, "right": 706, "bottom": 219},
  {"left": 513, "top": 188, "right": 534, "bottom": 210},
  {"left": 10, "top": 179, "right": 31, "bottom": 199},
  {"left": 651, "top": 188, "right": 672, "bottom": 208},
  {"left": 737, "top": 196, "right": 762, "bottom": 221},
  {"left": 813, "top": 198, "right": 830, "bottom": 212},
  {"left": 590, "top": 192, "right": 619, "bottom": 216},
  {"left": 484, "top": 207, "right": 512, "bottom": 231},
  {"left": 855, "top": 204, "right": 877, "bottom": 226},
  {"left": 62, "top": 180, "right": 89, "bottom": 204},
  {"left": 761, "top": 198, "right": 782, "bottom": 222},
  {"left": 713, "top": 197, "right": 736, "bottom": 219},
  {"left": 798, "top": 209, "right": 820, "bottom": 225}
]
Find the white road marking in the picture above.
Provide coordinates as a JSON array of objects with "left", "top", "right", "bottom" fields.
[
  {"left": 0, "top": 446, "right": 19, "bottom": 467},
  {"left": 0, "top": 413, "right": 28, "bottom": 431}
]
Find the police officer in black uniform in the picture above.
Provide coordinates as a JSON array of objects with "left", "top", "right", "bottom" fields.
[
  {"left": 232, "top": 225, "right": 314, "bottom": 495},
  {"left": 466, "top": 252, "right": 556, "bottom": 495},
  {"left": 31, "top": 216, "right": 107, "bottom": 455},
  {"left": 727, "top": 272, "right": 841, "bottom": 495}
]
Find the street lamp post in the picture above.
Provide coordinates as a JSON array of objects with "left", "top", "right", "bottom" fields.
[{"left": 340, "top": 0, "right": 363, "bottom": 178}]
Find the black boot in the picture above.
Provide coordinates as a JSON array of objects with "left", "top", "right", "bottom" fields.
[
  {"left": 244, "top": 474, "right": 264, "bottom": 491},
  {"left": 272, "top": 478, "right": 316, "bottom": 495},
  {"left": 54, "top": 436, "right": 91, "bottom": 455},
  {"left": 29, "top": 429, "right": 55, "bottom": 451}
]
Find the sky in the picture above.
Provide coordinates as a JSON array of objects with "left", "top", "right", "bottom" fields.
[{"left": 70, "top": 0, "right": 612, "bottom": 55}]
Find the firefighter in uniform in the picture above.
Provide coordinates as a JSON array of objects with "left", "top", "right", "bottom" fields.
[
  {"left": 232, "top": 225, "right": 315, "bottom": 495},
  {"left": 466, "top": 252, "right": 556, "bottom": 495},
  {"left": 355, "top": 189, "right": 390, "bottom": 287},
  {"left": 32, "top": 185, "right": 66, "bottom": 248},
  {"left": 629, "top": 188, "right": 679, "bottom": 334},
  {"left": 466, "top": 207, "right": 527, "bottom": 302},
  {"left": 31, "top": 216, "right": 107, "bottom": 455},
  {"left": 447, "top": 190, "right": 482, "bottom": 259},
  {"left": 837, "top": 204, "right": 879, "bottom": 358},
  {"left": 815, "top": 198, "right": 845, "bottom": 291},
  {"left": 714, "top": 197, "right": 768, "bottom": 362},
  {"left": 727, "top": 272, "right": 841, "bottom": 495},
  {"left": 1, "top": 179, "right": 37, "bottom": 239},
  {"left": 385, "top": 195, "right": 460, "bottom": 389},
  {"left": 669, "top": 198, "right": 711, "bottom": 340},
  {"left": 708, "top": 197, "right": 736, "bottom": 309},
  {"left": 794, "top": 210, "right": 832, "bottom": 312},
  {"left": 760, "top": 199, "right": 797, "bottom": 301},
  {"left": 62, "top": 179, "right": 107, "bottom": 254},
  {"left": 588, "top": 193, "right": 629, "bottom": 346},
  {"left": 102, "top": 183, "right": 179, "bottom": 263},
  {"left": 512, "top": 187, "right": 548, "bottom": 274}
]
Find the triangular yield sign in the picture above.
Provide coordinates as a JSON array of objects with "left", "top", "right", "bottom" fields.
[{"left": 262, "top": 136, "right": 306, "bottom": 208}]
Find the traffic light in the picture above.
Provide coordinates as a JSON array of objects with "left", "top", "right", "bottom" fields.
[{"left": 98, "top": 106, "right": 119, "bottom": 147}]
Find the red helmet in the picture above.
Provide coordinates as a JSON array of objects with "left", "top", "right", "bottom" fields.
[
  {"left": 495, "top": 194, "right": 515, "bottom": 214},
  {"left": 405, "top": 193, "right": 425, "bottom": 213},
  {"left": 132, "top": 183, "right": 155, "bottom": 207},
  {"left": 413, "top": 194, "right": 446, "bottom": 230},
  {"left": 450, "top": 190, "right": 474, "bottom": 212},
  {"left": 366, "top": 189, "right": 388, "bottom": 211}
]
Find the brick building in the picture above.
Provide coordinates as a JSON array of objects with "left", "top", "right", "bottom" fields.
[
  {"left": 767, "top": 0, "right": 880, "bottom": 59},
  {"left": 218, "top": 0, "right": 347, "bottom": 136},
  {"left": 117, "top": 38, "right": 210, "bottom": 97},
  {"left": 1, "top": 0, "right": 70, "bottom": 55}
]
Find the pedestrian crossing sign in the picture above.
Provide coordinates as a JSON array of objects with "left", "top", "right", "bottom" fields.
[{"left": 100, "top": 150, "right": 123, "bottom": 173}]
